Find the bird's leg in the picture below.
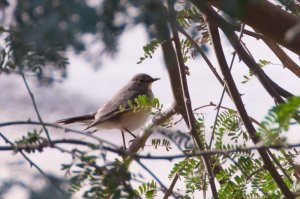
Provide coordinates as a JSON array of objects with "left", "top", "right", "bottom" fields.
[
  {"left": 121, "top": 130, "right": 127, "bottom": 150},
  {"left": 124, "top": 128, "right": 136, "bottom": 144}
]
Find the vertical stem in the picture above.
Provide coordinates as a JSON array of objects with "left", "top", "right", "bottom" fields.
[{"left": 167, "top": 1, "right": 219, "bottom": 198}]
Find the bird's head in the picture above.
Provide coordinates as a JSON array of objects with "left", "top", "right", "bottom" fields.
[{"left": 130, "top": 73, "right": 160, "bottom": 91}]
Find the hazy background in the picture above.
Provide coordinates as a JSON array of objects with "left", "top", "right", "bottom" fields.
[{"left": 1, "top": 20, "right": 300, "bottom": 198}]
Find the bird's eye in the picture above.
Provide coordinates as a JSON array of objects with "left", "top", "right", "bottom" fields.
[{"left": 138, "top": 78, "right": 145, "bottom": 83}]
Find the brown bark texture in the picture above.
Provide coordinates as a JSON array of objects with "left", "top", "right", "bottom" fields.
[{"left": 207, "top": 0, "right": 300, "bottom": 55}]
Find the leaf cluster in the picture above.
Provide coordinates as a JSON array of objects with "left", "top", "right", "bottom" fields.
[
  {"left": 277, "top": 0, "right": 300, "bottom": 15},
  {"left": 134, "top": 180, "right": 157, "bottom": 199},
  {"left": 242, "top": 59, "right": 271, "bottom": 84},
  {"left": 259, "top": 96, "right": 300, "bottom": 145},
  {"left": 137, "top": 39, "right": 162, "bottom": 64},
  {"left": 63, "top": 156, "right": 137, "bottom": 198},
  {"left": 169, "top": 158, "right": 207, "bottom": 195},
  {"left": 151, "top": 138, "right": 172, "bottom": 151},
  {"left": 118, "top": 95, "right": 162, "bottom": 115},
  {"left": 13, "top": 129, "right": 48, "bottom": 153}
]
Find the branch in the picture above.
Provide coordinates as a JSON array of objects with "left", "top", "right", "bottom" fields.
[
  {"left": 263, "top": 40, "right": 300, "bottom": 78},
  {"left": 17, "top": 66, "right": 52, "bottom": 144},
  {"left": 2, "top": 137, "right": 300, "bottom": 161},
  {"left": 191, "top": 0, "right": 294, "bottom": 104},
  {"left": 163, "top": 173, "right": 179, "bottom": 199},
  {"left": 127, "top": 106, "right": 176, "bottom": 154},
  {"left": 199, "top": 5, "right": 295, "bottom": 197},
  {"left": 206, "top": 0, "right": 300, "bottom": 55},
  {"left": 132, "top": 142, "right": 300, "bottom": 160},
  {"left": 208, "top": 24, "right": 245, "bottom": 148},
  {"left": 0, "top": 132, "right": 64, "bottom": 196},
  {"left": 177, "top": 25, "right": 225, "bottom": 88},
  {"left": 167, "top": 1, "right": 218, "bottom": 198},
  {"left": 0, "top": 120, "right": 117, "bottom": 148},
  {"left": 134, "top": 159, "right": 169, "bottom": 194},
  {"left": 143, "top": 1, "right": 188, "bottom": 122}
]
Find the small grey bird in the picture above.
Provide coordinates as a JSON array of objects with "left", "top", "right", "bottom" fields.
[{"left": 57, "top": 73, "right": 159, "bottom": 148}]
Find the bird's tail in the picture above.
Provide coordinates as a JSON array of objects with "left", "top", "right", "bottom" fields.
[{"left": 56, "top": 113, "right": 95, "bottom": 124}]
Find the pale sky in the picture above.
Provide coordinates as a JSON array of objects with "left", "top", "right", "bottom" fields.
[{"left": 1, "top": 8, "right": 300, "bottom": 199}]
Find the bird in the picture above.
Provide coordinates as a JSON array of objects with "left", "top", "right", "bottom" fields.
[{"left": 57, "top": 73, "right": 160, "bottom": 149}]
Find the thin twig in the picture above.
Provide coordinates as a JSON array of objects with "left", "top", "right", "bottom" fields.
[
  {"left": 2, "top": 137, "right": 300, "bottom": 160},
  {"left": 266, "top": 149, "right": 293, "bottom": 184},
  {"left": 0, "top": 120, "right": 117, "bottom": 148},
  {"left": 0, "top": 132, "right": 48, "bottom": 176},
  {"left": 0, "top": 132, "right": 64, "bottom": 196},
  {"left": 17, "top": 66, "right": 52, "bottom": 144},
  {"left": 177, "top": 25, "right": 225, "bottom": 88},
  {"left": 134, "top": 158, "right": 179, "bottom": 198}
]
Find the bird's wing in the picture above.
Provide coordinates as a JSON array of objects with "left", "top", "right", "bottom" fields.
[{"left": 84, "top": 88, "right": 143, "bottom": 130}]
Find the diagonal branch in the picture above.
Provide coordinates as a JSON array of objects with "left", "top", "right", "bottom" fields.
[
  {"left": 263, "top": 40, "right": 300, "bottom": 78},
  {"left": 208, "top": 24, "right": 245, "bottom": 149},
  {"left": 177, "top": 25, "right": 225, "bottom": 88},
  {"left": 202, "top": 10, "right": 295, "bottom": 198},
  {"left": 167, "top": 1, "right": 218, "bottom": 198},
  {"left": 233, "top": 27, "right": 300, "bottom": 78},
  {"left": 206, "top": 0, "right": 300, "bottom": 55},
  {"left": 163, "top": 173, "right": 179, "bottom": 199},
  {"left": 18, "top": 66, "right": 52, "bottom": 144},
  {"left": 191, "top": 0, "right": 294, "bottom": 104},
  {"left": 0, "top": 132, "right": 63, "bottom": 196},
  {"left": 127, "top": 106, "right": 176, "bottom": 154}
]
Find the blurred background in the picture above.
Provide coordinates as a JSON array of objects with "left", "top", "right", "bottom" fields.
[{"left": 0, "top": 0, "right": 299, "bottom": 198}]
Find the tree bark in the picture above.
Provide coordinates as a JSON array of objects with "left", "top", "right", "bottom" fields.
[{"left": 207, "top": 0, "right": 300, "bottom": 55}]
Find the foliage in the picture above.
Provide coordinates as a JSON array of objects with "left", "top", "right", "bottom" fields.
[
  {"left": 277, "top": 0, "right": 300, "bottom": 15},
  {"left": 1, "top": 0, "right": 300, "bottom": 198},
  {"left": 242, "top": 59, "right": 271, "bottom": 84},
  {"left": 63, "top": 156, "right": 137, "bottom": 198},
  {"left": 259, "top": 96, "right": 300, "bottom": 145},
  {"left": 176, "top": 5, "right": 208, "bottom": 40},
  {"left": 118, "top": 94, "right": 162, "bottom": 115},
  {"left": 134, "top": 180, "right": 157, "bottom": 199},
  {"left": 169, "top": 158, "right": 207, "bottom": 196},
  {"left": 137, "top": 39, "right": 162, "bottom": 64},
  {"left": 0, "top": 0, "right": 169, "bottom": 80},
  {"left": 158, "top": 128, "right": 194, "bottom": 151},
  {"left": 13, "top": 129, "right": 47, "bottom": 153},
  {"left": 151, "top": 138, "right": 172, "bottom": 151}
]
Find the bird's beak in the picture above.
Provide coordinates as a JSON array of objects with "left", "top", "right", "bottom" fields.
[{"left": 151, "top": 77, "right": 160, "bottom": 82}]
